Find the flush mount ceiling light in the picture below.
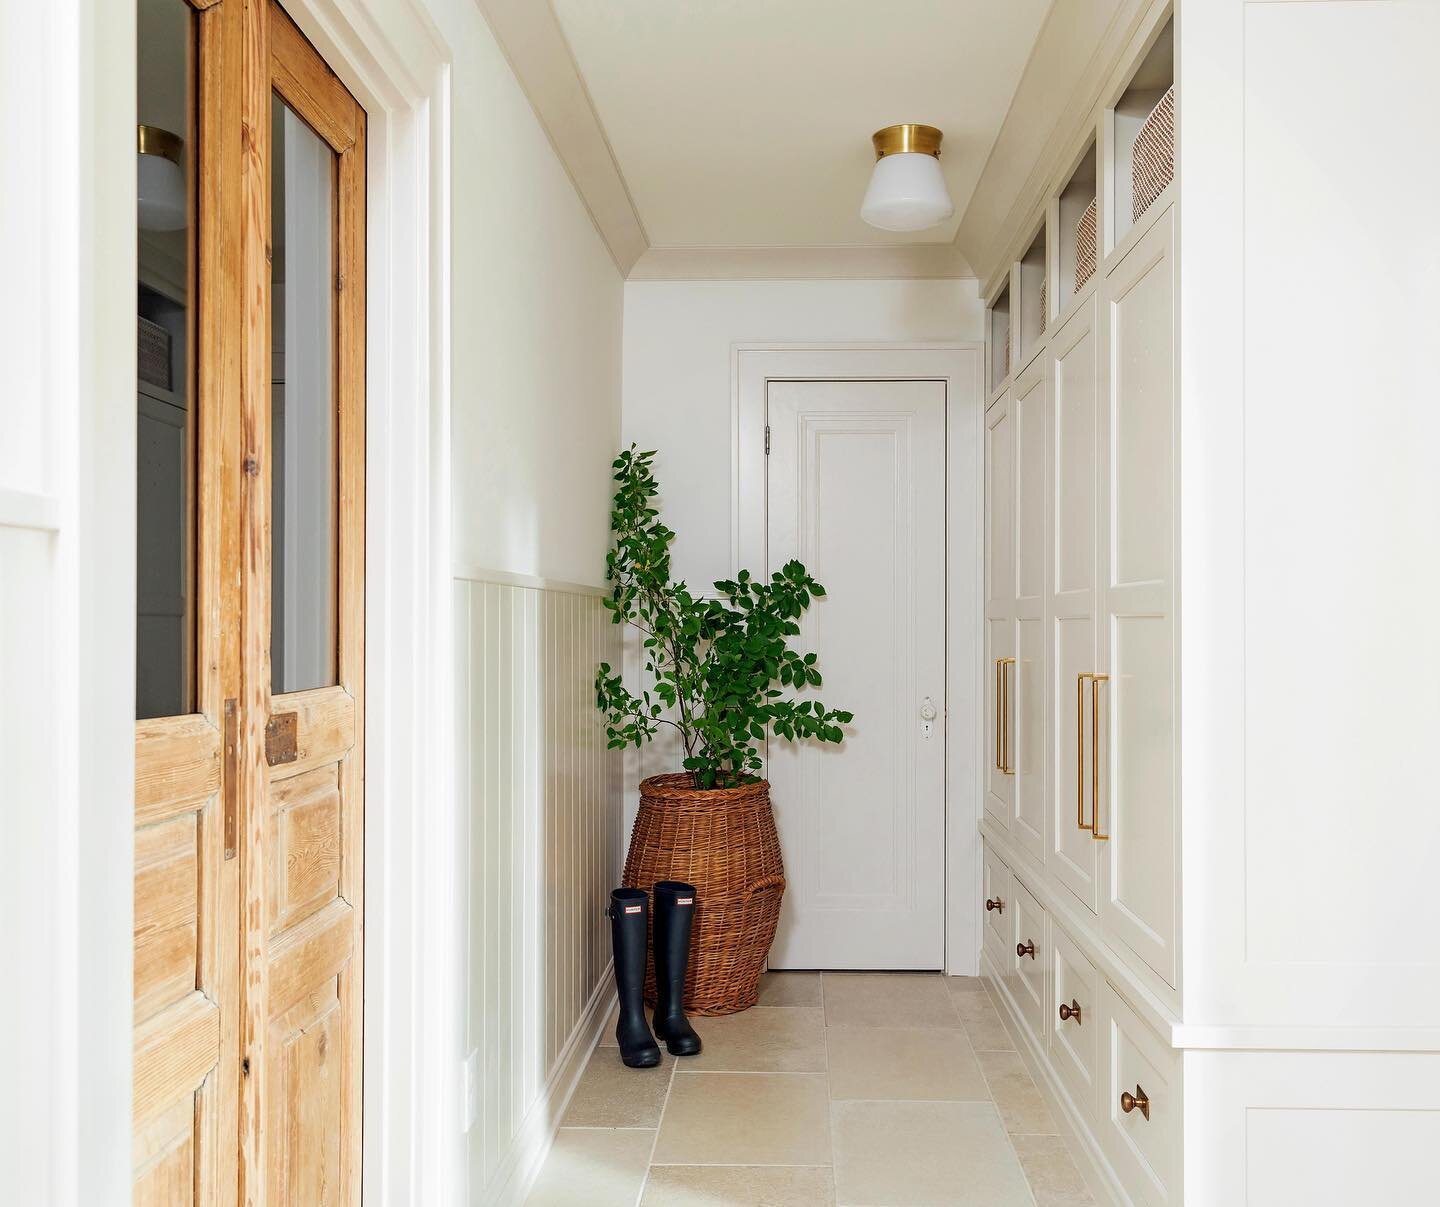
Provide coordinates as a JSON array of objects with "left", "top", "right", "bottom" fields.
[
  {"left": 138, "top": 124, "right": 187, "bottom": 232},
  {"left": 860, "top": 124, "right": 954, "bottom": 232}
]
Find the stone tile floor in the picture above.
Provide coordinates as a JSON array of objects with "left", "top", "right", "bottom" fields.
[{"left": 526, "top": 973, "right": 1100, "bottom": 1206}]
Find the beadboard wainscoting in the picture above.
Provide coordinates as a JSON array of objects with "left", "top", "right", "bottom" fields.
[{"left": 454, "top": 574, "right": 624, "bottom": 1204}]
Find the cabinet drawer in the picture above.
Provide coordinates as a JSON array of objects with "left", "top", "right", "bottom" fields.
[
  {"left": 1009, "top": 877, "right": 1047, "bottom": 1044},
  {"left": 1049, "top": 922, "right": 1099, "bottom": 1123},
  {"left": 982, "top": 843, "right": 1012, "bottom": 973},
  {"left": 1100, "top": 982, "right": 1180, "bottom": 1205}
]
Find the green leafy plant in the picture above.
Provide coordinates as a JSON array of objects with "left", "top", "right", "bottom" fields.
[{"left": 595, "top": 446, "right": 853, "bottom": 789}]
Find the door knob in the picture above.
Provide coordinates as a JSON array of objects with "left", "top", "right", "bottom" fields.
[
  {"left": 985, "top": 897, "right": 1004, "bottom": 913},
  {"left": 919, "top": 696, "right": 937, "bottom": 721},
  {"left": 1016, "top": 940, "right": 1035, "bottom": 959},
  {"left": 1058, "top": 999, "right": 1082, "bottom": 1023},
  {"left": 1120, "top": 1085, "right": 1150, "bottom": 1120}
]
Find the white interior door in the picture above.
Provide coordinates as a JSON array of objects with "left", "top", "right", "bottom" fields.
[{"left": 766, "top": 379, "right": 947, "bottom": 969}]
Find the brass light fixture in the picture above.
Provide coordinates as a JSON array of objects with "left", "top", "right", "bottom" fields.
[
  {"left": 137, "top": 123, "right": 187, "bottom": 231},
  {"left": 860, "top": 123, "right": 954, "bottom": 232}
]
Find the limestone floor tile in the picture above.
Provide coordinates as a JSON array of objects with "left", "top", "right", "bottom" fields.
[
  {"left": 945, "top": 975, "right": 989, "bottom": 998},
  {"left": 652, "top": 1071, "right": 832, "bottom": 1166},
  {"left": 977, "top": 1050, "right": 1058, "bottom": 1135},
  {"left": 687, "top": 1006, "right": 826, "bottom": 1072},
  {"left": 826, "top": 1027, "right": 989, "bottom": 1101},
  {"left": 821, "top": 973, "right": 961, "bottom": 1029},
  {"left": 1011, "top": 1134, "right": 1096, "bottom": 1206},
  {"left": 642, "top": 1164, "right": 836, "bottom": 1206},
  {"left": 598, "top": 1002, "right": 619, "bottom": 1046},
  {"left": 524, "top": 1127, "right": 655, "bottom": 1207},
  {"left": 831, "top": 1100, "right": 1032, "bottom": 1206},
  {"left": 562, "top": 1045, "right": 675, "bottom": 1128},
  {"left": 954, "top": 991, "right": 1015, "bottom": 1052},
  {"left": 758, "top": 971, "right": 823, "bottom": 1007}
]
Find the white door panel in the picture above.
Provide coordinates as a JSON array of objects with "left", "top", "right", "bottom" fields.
[
  {"left": 985, "top": 395, "right": 1015, "bottom": 829},
  {"left": 1012, "top": 362, "right": 1047, "bottom": 860},
  {"left": 766, "top": 379, "right": 947, "bottom": 969}
]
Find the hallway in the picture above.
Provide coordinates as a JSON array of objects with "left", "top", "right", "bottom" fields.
[{"left": 527, "top": 973, "right": 1095, "bottom": 1206}]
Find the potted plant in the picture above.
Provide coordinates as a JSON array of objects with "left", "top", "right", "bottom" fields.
[{"left": 596, "top": 446, "right": 852, "bottom": 1014}]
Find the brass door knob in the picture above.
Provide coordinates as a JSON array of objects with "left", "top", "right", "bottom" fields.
[
  {"left": 1016, "top": 940, "right": 1035, "bottom": 959},
  {"left": 1058, "top": 999, "right": 1082, "bottom": 1023},
  {"left": 985, "top": 897, "right": 1004, "bottom": 913},
  {"left": 1120, "top": 1085, "right": 1150, "bottom": 1121}
]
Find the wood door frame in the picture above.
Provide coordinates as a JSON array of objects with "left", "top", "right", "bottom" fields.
[{"left": 733, "top": 342, "right": 986, "bottom": 976}]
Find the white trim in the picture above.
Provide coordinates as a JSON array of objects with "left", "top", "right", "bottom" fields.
[
  {"left": 0, "top": 488, "right": 63, "bottom": 533},
  {"left": 494, "top": 973, "right": 618, "bottom": 1207},
  {"left": 732, "top": 343, "right": 986, "bottom": 976},
  {"left": 630, "top": 243, "right": 974, "bottom": 281},
  {"left": 279, "top": 2, "right": 457, "bottom": 1202},
  {"left": 453, "top": 564, "right": 609, "bottom": 598}
]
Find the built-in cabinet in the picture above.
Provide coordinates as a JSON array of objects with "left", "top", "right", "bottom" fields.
[{"left": 981, "top": 8, "right": 1180, "bottom": 1203}]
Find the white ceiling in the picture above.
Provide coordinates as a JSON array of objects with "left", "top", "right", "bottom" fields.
[{"left": 548, "top": 0, "right": 1054, "bottom": 251}]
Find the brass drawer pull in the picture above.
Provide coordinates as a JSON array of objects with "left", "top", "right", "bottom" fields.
[
  {"left": 1016, "top": 939, "right": 1035, "bottom": 959},
  {"left": 1120, "top": 1085, "right": 1150, "bottom": 1120},
  {"left": 1058, "top": 999, "right": 1082, "bottom": 1024},
  {"left": 985, "top": 897, "right": 1005, "bottom": 913}
]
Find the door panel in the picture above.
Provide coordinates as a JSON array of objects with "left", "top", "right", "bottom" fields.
[
  {"left": 766, "top": 379, "right": 947, "bottom": 969},
  {"left": 985, "top": 395, "right": 1015, "bottom": 829},
  {"left": 1012, "top": 362, "right": 1047, "bottom": 860},
  {"left": 1049, "top": 298, "right": 1101, "bottom": 914},
  {"left": 1100, "top": 209, "right": 1178, "bottom": 988}
]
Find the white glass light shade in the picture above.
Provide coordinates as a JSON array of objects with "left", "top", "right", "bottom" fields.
[
  {"left": 860, "top": 152, "right": 954, "bottom": 232},
  {"left": 138, "top": 150, "right": 187, "bottom": 232}
]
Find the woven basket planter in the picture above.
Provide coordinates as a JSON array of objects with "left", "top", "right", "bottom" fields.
[
  {"left": 1075, "top": 197, "right": 1098, "bottom": 292},
  {"left": 1131, "top": 84, "right": 1175, "bottom": 222},
  {"left": 623, "top": 773, "right": 785, "bottom": 1016}
]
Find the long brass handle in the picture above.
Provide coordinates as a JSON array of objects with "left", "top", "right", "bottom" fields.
[
  {"left": 995, "top": 658, "right": 1004, "bottom": 771},
  {"left": 1076, "top": 673, "right": 1090, "bottom": 832},
  {"left": 999, "top": 657, "right": 1016, "bottom": 775},
  {"left": 1088, "top": 673, "right": 1109, "bottom": 841},
  {"left": 1120, "top": 1085, "right": 1150, "bottom": 1120}
]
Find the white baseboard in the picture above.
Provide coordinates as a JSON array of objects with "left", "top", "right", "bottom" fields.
[
  {"left": 979, "top": 951, "right": 1127, "bottom": 1207},
  {"left": 487, "top": 966, "right": 618, "bottom": 1206}
]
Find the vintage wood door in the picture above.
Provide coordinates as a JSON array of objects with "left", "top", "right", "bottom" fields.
[
  {"left": 240, "top": 4, "right": 366, "bottom": 1202},
  {"left": 132, "top": 1, "right": 365, "bottom": 1202},
  {"left": 765, "top": 378, "right": 947, "bottom": 969},
  {"left": 132, "top": 0, "right": 243, "bottom": 1201}
]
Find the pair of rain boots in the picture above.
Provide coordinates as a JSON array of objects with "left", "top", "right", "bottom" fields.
[{"left": 608, "top": 882, "right": 702, "bottom": 1068}]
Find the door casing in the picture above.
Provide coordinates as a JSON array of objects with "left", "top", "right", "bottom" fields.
[{"left": 734, "top": 343, "right": 985, "bottom": 976}]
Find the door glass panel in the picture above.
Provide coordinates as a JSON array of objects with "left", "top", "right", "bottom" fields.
[
  {"left": 270, "top": 95, "right": 337, "bottom": 694},
  {"left": 135, "top": 0, "right": 197, "bottom": 720}
]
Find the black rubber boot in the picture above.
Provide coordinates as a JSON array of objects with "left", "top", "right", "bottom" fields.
[
  {"left": 651, "top": 881, "right": 702, "bottom": 1056},
  {"left": 609, "top": 888, "right": 661, "bottom": 1068}
]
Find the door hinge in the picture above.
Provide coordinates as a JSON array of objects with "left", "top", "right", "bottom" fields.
[{"left": 765, "top": 424, "right": 771, "bottom": 455}]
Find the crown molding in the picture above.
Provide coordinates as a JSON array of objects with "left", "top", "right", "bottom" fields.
[
  {"left": 629, "top": 243, "right": 973, "bottom": 282},
  {"left": 473, "top": 0, "right": 648, "bottom": 274},
  {"left": 954, "top": 0, "right": 1150, "bottom": 285}
]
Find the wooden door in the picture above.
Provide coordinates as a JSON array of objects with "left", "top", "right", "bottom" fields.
[
  {"left": 133, "top": 0, "right": 242, "bottom": 1201},
  {"left": 1012, "top": 357, "right": 1047, "bottom": 861},
  {"left": 133, "top": 1, "right": 365, "bottom": 1202},
  {"left": 984, "top": 392, "right": 1015, "bottom": 831},
  {"left": 765, "top": 379, "right": 948, "bottom": 969},
  {"left": 1049, "top": 296, "right": 1102, "bottom": 915},
  {"left": 241, "top": 5, "right": 366, "bottom": 1202},
  {"left": 1099, "top": 206, "right": 1177, "bottom": 989}
]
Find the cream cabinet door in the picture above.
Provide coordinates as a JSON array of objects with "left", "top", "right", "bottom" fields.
[
  {"left": 1049, "top": 297, "right": 1102, "bottom": 915},
  {"left": 985, "top": 394, "right": 1016, "bottom": 830},
  {"left": 1012, "top": 360, "right": 1048, "bottom": 862},
  {"left": 1099, "top": 207, "right": 1179, "bottom": 988}
]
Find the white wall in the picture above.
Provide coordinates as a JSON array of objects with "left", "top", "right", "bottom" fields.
[
  {"left": 413, "top": 2, "right": 627, "bottom": 1203},
  {"left": 622, "top": 279, "right": 983, "bottom": 588},
  {"left": 433, "top": 0, "right": 623, "bottom": 588}
]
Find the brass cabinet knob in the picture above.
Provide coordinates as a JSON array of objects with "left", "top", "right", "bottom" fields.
[
  {"left": 1016, "top": 940, "right": 1035, "bottom": 959},
  {"left": 985, "top": 897, "right": 1004, "bottom": 913},
  {"left": 1058, "top": 999, "right": 1082, "bottom": 1023},
  {"left": 1120, "top": 1085, "right": 1151, "bottom": 1121}
]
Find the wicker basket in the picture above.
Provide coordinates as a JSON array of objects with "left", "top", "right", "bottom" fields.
[
  {"left": 1075, "top": 197, "right": 1098, "bottom": 292},
  {"left": 623, "top": 774, "right": 785, "bottom": 1016},
  {"left": 1131, "top": 84, "right": 1175, "bottom": 222}
]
